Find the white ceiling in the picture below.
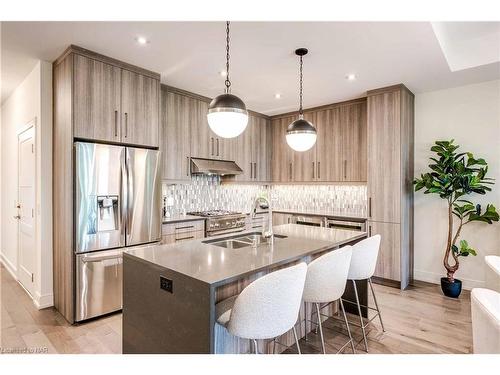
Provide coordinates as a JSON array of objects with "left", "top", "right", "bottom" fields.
[
  {"left": 2, "top": 21, "right": 499, "bottom": 114},
  {"left": 432, "top": 22, "right": 500, "bottom": 72}
]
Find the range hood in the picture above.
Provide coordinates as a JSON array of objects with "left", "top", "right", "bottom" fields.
[{"left": 190, "top": 157, "right": 243, "bottom": 176}]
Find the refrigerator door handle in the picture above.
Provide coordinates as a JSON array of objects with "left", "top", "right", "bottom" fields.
[{"left": 121, "top": 148, "right": 128, "bottom": 244}]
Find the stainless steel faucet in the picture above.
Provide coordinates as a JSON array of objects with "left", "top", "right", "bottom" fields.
[{"left": 252, "top": 195, "right": 273, "bottom": 241}]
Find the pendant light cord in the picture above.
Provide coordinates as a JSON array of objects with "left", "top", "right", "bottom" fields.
[
  {"left": 225, "top": 21, "right": 231, "bottom": 94},
  {"left": 299, "top": 55, "right": 303, "bottom": 117}
]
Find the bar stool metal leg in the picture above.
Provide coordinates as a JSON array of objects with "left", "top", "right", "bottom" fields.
[
  {"left": 340, "top": 299, "right": 356, "bottom": 354},
  {"left": 292, "top": 326, "right": 302, "bottom": 354},
  {"left": 315, "top": 303, "right": 326, "bottom": 354},
  {"left": 252, "top": 339, "right": 259, "bottom": 354},
  {"left": 368, "top": 278, "right": 385, "bottom": 332},
  {"left": 352, "top": 280, "right": 369, "bottom": 352},
  {"left": 304, "top": 301, "right": 309, "bottom": 341}
]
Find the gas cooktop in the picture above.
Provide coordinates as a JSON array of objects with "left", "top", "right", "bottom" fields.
[{"left": 187, "top": 210, "right": 242, "bottom": 218}]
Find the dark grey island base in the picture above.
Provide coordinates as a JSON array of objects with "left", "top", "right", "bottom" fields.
[{"left": 123, "top": 224, "right": 367, "bottom": 354}]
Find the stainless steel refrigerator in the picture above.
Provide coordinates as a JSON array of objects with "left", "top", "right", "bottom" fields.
[{"left": 74, "top": 142, "right": 161, "bottom": 321}]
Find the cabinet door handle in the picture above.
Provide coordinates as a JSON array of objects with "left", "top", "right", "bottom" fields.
[
  {"left": 254, "top": 163, "right": 257, "bottom": 180},
  {"left": 368, "top": 197, "right": 372, "bottom": 218},
  {"left": 175, "top": 235, "right": 194, "bottom": 242},
  {"left": 114, "top": 110, "right": 118, "bottom": 137},
  {"left": 312, "top": 162, "right": 315, "bottom": 179},
  {"left": 289, "top": 162, "right": 292, "bottom": 181},
  {"left": 344, "top": 160, "right": 347, "bottom": 179},
  {"left": 250, "top": 162, "right": 253, "bottom": 179},
  {"left": 186, "top": 156, "right": 190, "bottom": 176},
  {"left": 317, "top": 161, "right": 320, "bottom": 179},
  {"left": 369, "top": 225, "right": 372, "bottom": 237},
  {"left": 124, "top": 112, "right": 128, "bottom": 138},
  {"left": 216, "top": 138, "right": 219, "bottom": 156},
  {"left": 211, "top": 138, "right": 214, "bottom": 156}
]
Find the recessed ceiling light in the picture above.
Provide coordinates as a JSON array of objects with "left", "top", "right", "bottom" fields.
[
  {"left": 136, "top": 36, "right": 148, "bottom": 45},
  {"left": 219, "top": 71, "right": 228, "bottom": 77},
  {"left": 346, "top": 73, "right": 357, "bottom": 81},
  {"left": 275, "top": 93, "right": 282, "bottom": 99}
]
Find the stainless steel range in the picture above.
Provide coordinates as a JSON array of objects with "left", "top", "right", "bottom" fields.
[{"left": 187, "top": 210, "right": 246, "bottom": 237}]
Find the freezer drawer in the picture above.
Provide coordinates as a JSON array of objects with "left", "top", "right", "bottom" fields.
[{"left": 76, "top": 249, "right": 123, "bottom": 321}]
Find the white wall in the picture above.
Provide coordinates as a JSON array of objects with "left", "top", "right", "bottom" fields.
[
  {"left": 414, "top": 79, "right": 500, "bottom": 289},
  {"left": 0, "top": 61, "right": 53, "bottom": 308}
]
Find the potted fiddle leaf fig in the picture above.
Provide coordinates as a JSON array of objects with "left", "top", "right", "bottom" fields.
[{"left": 414, "top": 140, "right": 499, "bottom": 298}]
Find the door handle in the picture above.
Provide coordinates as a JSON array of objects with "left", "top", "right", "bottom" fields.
[
  {"left": 369, "top": 225, "right": 372, "bottom": 237},
  {"left": 368, "top": 197, "right": 372, "bottom": 218},
  {"left": 211, "top": 138, "right": 214, "bottom": 156},
  {"left": 289, "top": 162, "right": 292, "bottom": 181},
  {"left": 186, "top": 157, "right": 190, "bottom": 176},
  {"left": 344, "top": 160, "right": 347, "bottom": 179},
  {"left": 250, "top": 162, "right": 253, "bottom": 179},
  {"left": 216, "top": 138, "right": 219, "bottom": 156},
  {"left": 114, "top": 110, "right": 118, "bottom": 137},
  {"left": 124, "top": 112, "right": 128, "bottom": 138},
  {"left": 317, "top": 161, "right": 320, "bottom": 179},
  {"left": 312, "top": 162, "right": 315, "bottom": 179},
  {"left": 254, "top": 162, "right": 257, "bottom": 180}
]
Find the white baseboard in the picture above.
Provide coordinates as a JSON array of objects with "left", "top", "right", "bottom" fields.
[
  {"left": 0, "top": 252, "right": 18, "bottom": 280},
  {"left": 415, "top": 269, "right": 485, "bottom": 290},
  {"left": 34, "top": 291, "right": 54, "bottom": 309}
]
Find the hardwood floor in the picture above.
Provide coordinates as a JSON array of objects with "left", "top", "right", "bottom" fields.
[{"left": 1, "top": 264, "right": 472, "bottom": 354}]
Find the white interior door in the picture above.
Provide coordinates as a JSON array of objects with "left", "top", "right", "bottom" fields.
[{"left": 17, "top": 126, "right": 36, "bottom": 296}]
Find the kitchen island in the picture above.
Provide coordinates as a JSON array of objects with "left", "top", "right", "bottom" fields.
[{"left": 122, "top": 224, "right": 367, "bottom": 354}]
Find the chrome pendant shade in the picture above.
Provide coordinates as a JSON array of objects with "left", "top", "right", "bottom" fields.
[
  {"left": 286, "top": 48, "right": 317, "bottom": 152},
  {"left": 207, "top": 21, "right": 248, "bottom": 139}
]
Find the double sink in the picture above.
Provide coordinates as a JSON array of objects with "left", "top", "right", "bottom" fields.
[{"left": 203, "top": 232, "right": 287, "bottom": 249}]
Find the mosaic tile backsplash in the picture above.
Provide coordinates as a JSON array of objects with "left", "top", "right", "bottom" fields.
[{"left": 162, "top": 175, "right": 367, "bottom": 218}]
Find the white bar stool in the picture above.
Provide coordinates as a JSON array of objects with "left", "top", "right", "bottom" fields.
[
  {"left": 342, "top": 234, "right": 384, "bottom": 352},
  {"left": 485, "top": 255, "right": 500, "bottom": 292},
  {"left": 302, "top": 245, "right": 355, "bottom": 354},
  {"left": 471, "top": 288, "right": 500, "bottom": 353},
  {"left": 215, "top": 262, "right": 307, "bottom": 354}
]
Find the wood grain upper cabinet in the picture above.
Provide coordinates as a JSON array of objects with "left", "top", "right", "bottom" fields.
[
  {"left": 291, "top": 112, "right": 318, "bottom": 182},
  {"left": 231, "top": 114, "right": 272, "bottom": 182},
  {"left": 161, "top": 89, "right": 191, "bottom": 180},
  {"left": 255, "top": 117, "right": 272, "bottom": 182},
  {"left": 341, "top": 101, "right": 367, "bottom": 182},
  {"left": 315, "top": 108, "right": 342, "bottom": 182},
  {"left": 367, "top": 90, "right": 402, "bottom": 223},
  {"left": 73, "top": 54, "right": 122, "bottom": 142},
  {"left": 271, "top": 116, "right": 294, "bottom": 182},
  {"left": 121, "top": 69, "right": 160, "bottom": 147}
]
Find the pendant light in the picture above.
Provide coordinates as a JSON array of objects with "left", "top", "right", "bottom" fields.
[
  {"left": 286, "top": 48, "right": 317, "bottom": 152},
  {"left": 207, "top": 21, "right": 248, "bottom": 138}
]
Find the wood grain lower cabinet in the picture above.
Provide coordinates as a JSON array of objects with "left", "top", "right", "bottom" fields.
[
  {"left": 272, "top": 212, "right": 294, "bottom": 226},
  {"left": 161, "top": 230, "right": 205, "bottom": 244},
  {"left": 368, "top": 221, "right": 401, "bottom": 282},
  {"left": 73, "top": 54, "right": 122, "bottom": 142},
  {"left": 161, "top": 220, "right": 205, "bottom": 244},
  {"left": 121, "top": 69, "right": 160, "bottom": 147}
]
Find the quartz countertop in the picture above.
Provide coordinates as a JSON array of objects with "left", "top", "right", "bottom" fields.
[
  {"left": 273, "top": 209, "right": 367, "bottom": 221},
  {"left": 125, "top": 224, "right": 366, "bottom": 287},
  {"left": 162, "top": 215, "right": 206, "bottom": 224}
]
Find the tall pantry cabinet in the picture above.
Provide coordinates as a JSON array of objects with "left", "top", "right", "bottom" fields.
[
  {"left": 366, "top": 84, "right": 414, "bottom": 290},
  {"left": 53, "top": 45, "right": 160, "bottom": 323}
]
